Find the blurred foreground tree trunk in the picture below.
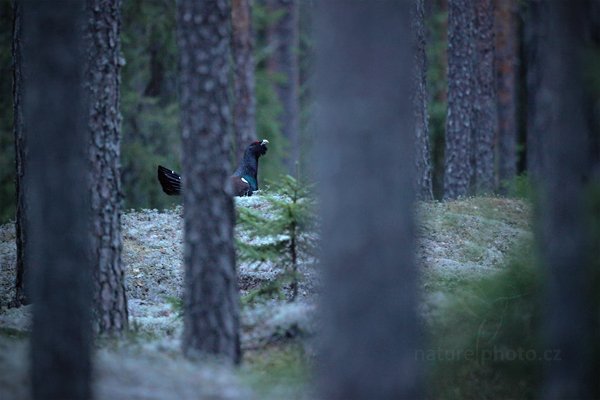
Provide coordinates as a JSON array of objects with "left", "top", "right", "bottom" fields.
[
  {"left": 177, "top": 0, "right": 241, "bottom": 364},
  {"left": 472, "top": 0, "right": 496, "bottom": 193},
  {"left": 85, "top": 0, "right": 128, "bottom": 336},
  {"left": 444, "top": 0, "right": 475, "bottom": 199},
  {"left": 534, "top": 2, "right": 598, "bottom": 399},
  {"left": 232, "top": 0, "right": 257, "bottom": 162},
  {"left": 315, "top": 1, "right": 422, "bottom": 398},
  {"left": 12, "top": 0, "right": 29, "bottom": 306},
  {"left": 413, "top": 0, "right": 433, "bottom": 201},
  {"left": 266, "top": 0, "right": 300, "bottom": 173},
  {"left": 494, "top": 0, "right": 518, "bottom": 192},
  {"left": 23, "top": 2, "right": 92, "bottom": 399}
]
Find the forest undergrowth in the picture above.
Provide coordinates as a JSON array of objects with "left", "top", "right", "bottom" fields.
[{"left": 0, "top": 195, "right": 533, "bottom": 399}]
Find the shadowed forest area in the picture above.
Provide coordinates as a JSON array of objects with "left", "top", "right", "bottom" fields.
[{"left": 0, "top": 0, "right": 599, "bottom": 399}]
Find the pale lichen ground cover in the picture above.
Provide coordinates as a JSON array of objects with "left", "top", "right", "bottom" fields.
[{"left": 0, "top": 195, "right": 531, "bottom": 399}]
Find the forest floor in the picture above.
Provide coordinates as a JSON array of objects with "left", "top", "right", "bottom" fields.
[{"left": 0, "top": 195, "right": 531, "bottom": 400}]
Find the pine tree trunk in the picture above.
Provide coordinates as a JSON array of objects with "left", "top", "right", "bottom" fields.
[
  {"left": 524, "top": 0, "right": 547, "bottom": 182},
  {"left": 315, "top": 1, "right": 422, "bottom": 398},
  {"left": 444, "top": 0, "right": 475, "bottom": 199},
  {"left": 144, "top": 35, "right": 165, "bottom": 97},
  {"left": 177, "top": 0, "right": 241, "bottom": 364},
  {"left": 472, "top": 0, "right": 496, "bottom": 194},
  {"left": 12, "top": 0, "right": 29, "bottom": 306},
  {"left": 494, "top": 0, "right": 518, "bottom": 192},
  {"left": 413, "top": 0, "right": 433, "bottom": 201},
  {"left": 430, "top": 0, "right": 448, "bottom": 199},
  {"left": 85, "top": 0, "right": 128, "bottom": 335},
  {"left": 24, "top": 2, "right": 92, "bottom": 398},
  {"left": 232, "top": 0, "right": 257, "bottom": 162},
  {"left": 536, "top": 2, "right": 596, "bottom": 399},
  {"left": 266, "top": 0, "right": 300, "bottom": 172}
]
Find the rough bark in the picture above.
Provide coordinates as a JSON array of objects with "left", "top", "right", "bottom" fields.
[
  {"left": 232, "top": 0, "right": 257, "bottom": 163},
  {"left": 315, "top": 1, "right": 422, "bottom": 398},
  {"left": 536, "top": 3, "right": 596, "bottom": 399},
  {"left": 444, "top": 0, "right": 475, "bottom": 199},
  {"left": 472, "top": 0, "right": 496, "bottom": 194},
  {"left": 177, "top": 0, "right": 241, "bottom": 364},
  {"left": 413, "top": 0, "right": 433, "bottom": 201},
  {"left": 266, "top": 0, "right": 300, "bottom": 172},
  {"left": 12, "top": 0, "right": 29, "bottom": 306},
  {"left": 85, "top": 0, "right": 128, "bottom": 335},
  {"left": 23, "top": 2, "right": 92, "bottom": 399},
  {"left": 494, "top": 0, "right": 518, "bottom": 192}
]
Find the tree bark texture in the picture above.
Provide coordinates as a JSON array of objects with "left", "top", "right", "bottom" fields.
[
  {"left": 472, "top": 0, "right": 496, "bottom": 194},
  {"left": 266, "top": 0, "right": 300, "bottom": 172},
  {"left": 232, "top": 0, "right": 257, "bottom": 163},
  {"left": 315, "top": 1, "right": 422, "bottom": 398},
  {"left": 444, "top": 0, "right": 475, "bottom": 199},
  {"left": 23, "top": 2, "right": 92, "bottom": 399},
  {"left": 413, "top": 0, "right": 433, "bottom": 201},
  {"left": 494, "top": 0, "right": 518, "bottom": 192},
  {"left": 536, "top": 3, "right": 596, "bottom": 399},
  {"left": 177, "top": 0, "right": 241, "bottom": 364},
  {"left": 85, "top": 0, "right": 128, "bottom": 335},
  {"left": 12, "top": 0, "right": 29, "bottom": 306}
]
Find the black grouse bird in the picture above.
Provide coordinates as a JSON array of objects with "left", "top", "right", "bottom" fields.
[{"left": 157, "top": 139, "right": 269, "bottom": 197}]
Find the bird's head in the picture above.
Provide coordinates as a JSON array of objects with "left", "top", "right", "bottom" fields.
[{"left": 248, "top": 139, "right": 269, "bottom": 157}]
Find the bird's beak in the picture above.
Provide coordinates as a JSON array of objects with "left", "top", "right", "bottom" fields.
[{"left": 261, "top": 139, "right": 269, "bottom": 146}]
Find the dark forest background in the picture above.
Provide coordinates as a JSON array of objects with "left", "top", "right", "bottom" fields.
[
  {"left": 0, "top": 0, "right": 316, "bottom": 221},
  {"left": 3, "top": 0, "right": 596, "bottom": 222}
]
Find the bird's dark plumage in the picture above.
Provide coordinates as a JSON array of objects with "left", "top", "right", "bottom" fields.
[
  {"left": 157, "top": 165, "right": 182, "bottom": 195},
  {"left": 157, "top": 139, "right": 269, "bottom": 197}
]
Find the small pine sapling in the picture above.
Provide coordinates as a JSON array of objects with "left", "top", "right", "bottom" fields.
[{"left": 237, "top": 175, "right": 315, "bottom": 302}]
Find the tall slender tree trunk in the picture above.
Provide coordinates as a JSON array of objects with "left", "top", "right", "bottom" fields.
[
  {"left": 413, "top": 0, "right": 433, "bottom": 201},
  {"left": 232, "top": 0, "right": 257, "bottom": 162},
  {"left": 266, "top": 0, "right": 300, "bottom": 172},
  {"left": 12, "top": 0, "right": 28, "bottom": 306},
  {"left": 430, "top": 0, "right": 448, "bottom": 199},
  {"left": 494, "top": 0, "right": 518, "bottom": 192},
  {"left": 444, "top": 0, "right": 475, "bottom": 199},
  {"left": 472, "top": 0, "right": 496, "bottom": 194},
  {"left": 23, "top": 2, "right": 92, "bottom": 399},
  {"left": 315, "top": 1, "right": 422, "bottom": 398},
  {"left": 85, "top": 0, "right": 128, "bottom": 335},
  {"left": 524, "top": 0, "right": 546, "bottom": 182},
  {"left": 177, "top": 0, "right": 241, "bottom": 364},
  {"left": 536, "top": 2, "right": 597, "bottom": 399}
]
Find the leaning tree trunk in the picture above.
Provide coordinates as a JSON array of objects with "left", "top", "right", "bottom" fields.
[
  {"left": 24, "top": 2, "right": 92, "bottom": 399},
  {"left": 177, "top": 0, "right": 241, "bottom": 364},
  {"left": 232, "top": 0, "right": 257, "bottom": 163},
  {"left": 536, "top": 2, "right": 597, "bottom": 399},
  {"left": 266, "top": 0, "right": 300, "bottom": 173},
  {"left": 315, "top": 1, "right": 422, "bottom": 398},
  {"left": 444, "top": 0, "right": 475, "bottom": 200},
  {"left": 472, "top": 0, "right": 496, "bottom": 194},
  {"left": 413, "top": 0, "right": 433, "bottom": 201},
  {"left": 12, "top": 0, "right": 29, "bottom": 306},
  {"left": 494, "top": 0, "right": 518, "bottom": 192},
  {"left": 85, "top": 0, "right": 128, "bottom": 335}
]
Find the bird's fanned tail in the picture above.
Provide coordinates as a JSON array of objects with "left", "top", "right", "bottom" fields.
[{"left": 157, "top": 165, "right": 182, "bottom": 195}]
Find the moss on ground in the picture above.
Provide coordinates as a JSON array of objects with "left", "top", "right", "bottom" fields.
[{"left": 241, "top": 342, "right": 311, "bottom": 400}]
